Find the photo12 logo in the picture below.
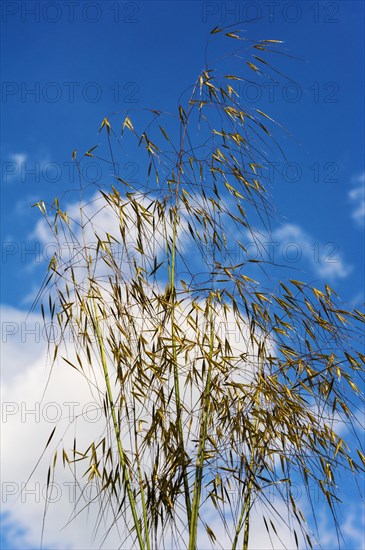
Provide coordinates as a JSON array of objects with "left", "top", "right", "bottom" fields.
[
  {"left": 1, "top": 1, "right": 140, "bottom": 24},
  {"left": 1, "top": 399, "right": 145, "bottom": 424},
  {"left": 200, "top": 80, "right": 340, "bottom": 105},
  {"left": 2, "top": 81, "right": 140, "bottom": 104},
  {"left": 201, "top": 2, "right": 340, "bottom": 24},
  {"left": 1, "top": 159, "right": 139, "bottom": 185}
]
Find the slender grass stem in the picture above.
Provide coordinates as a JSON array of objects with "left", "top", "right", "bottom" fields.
[
  {"left": 135, "top": 423, "right": 151, "bottom": 550},
  {"left": 92, "top": 305, "right": 145, "bottom": 550},
  {"left": 233, "top": 359, "right": 264, "bottom": 550},
  {"left": 232, "top": 469, "right": 254, "bottom": 550},
  {"left": 170, "top": 206, "right": 192, "bottom": 527},
  {"left": 242, "top": 491, "right": 251, "bottom": 550},
  {"left": 188, "top": 296, "right": 215, "bottom": 550},
  {"left": 168, "top": 85, "right": 200, "bottom": 528}
]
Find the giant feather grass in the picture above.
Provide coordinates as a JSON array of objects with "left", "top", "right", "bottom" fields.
[{"left": 33, "top": 26, "right": 365, "bottom": 550}]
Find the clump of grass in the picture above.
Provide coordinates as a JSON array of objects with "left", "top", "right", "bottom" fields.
[{"left": 34, "top": 25, "right": 365, "bottom": 550}]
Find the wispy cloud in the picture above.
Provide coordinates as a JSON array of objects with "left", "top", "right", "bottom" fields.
[
  {"left": 272, "top": 223, "right": 352, "bottom": 280},
  {"left": 10, "top": 153, "right": 27, "bottom": 165},
  {"left": 245, "top": 223, "right": 352, "bottom": 281},
  {"left": 349, "top": 172, "right": 365, "bottom": 227},
  {"left": 341, "top": 505, "right": 365, "bottom": 548},
  {"left": 2, "top": 153, "right": 28, "bottom": 183},
  {"left": 2, "top": 151, "right": 56, "bottom": 185},
  {"left": 315, "top": 504, "right": 365, "bottom": 550}
]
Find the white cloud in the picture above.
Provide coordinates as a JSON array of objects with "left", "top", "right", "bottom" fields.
[
  {"left": 349, "top": 172, "right": 365, "bottom": 227},
  {"left": 10, "top": 153, "right": 27, "bottom": 166},
  {"left": 341, "top": 505, "right": 365, "bottom": 549},
  {"left": 1, "top": 311, "right": 116, "bottom": 548},
  {"left": 29, "top": 192, "right": 353, "bottom": 287},
  {"left": 246, "top": 223, "right": 352, "bottom": 281},
  {"left": 1, "top": 306, "right": 46, "bottom": 382},
  {"left": 2, "top": 153, "right": 28, "bottom": 183},
  {"left": 2, "top": 151, "right": 57, "bottom": 185},
  {"left": 32, "top": 191, "right": 176, "bottom": 267},
  {"left": 314, "top": 504, "right": 365, "bottom": 550},
  {"left": 274, "top": 223, "right": 352, "bottom": 279}
]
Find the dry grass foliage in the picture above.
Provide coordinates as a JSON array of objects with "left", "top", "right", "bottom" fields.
[{"left": 34, "top": 27, "right": 365, "bottom": 550}]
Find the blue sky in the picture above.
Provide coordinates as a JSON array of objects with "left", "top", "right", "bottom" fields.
[
  {"left": 1, "top": 1, "right": 364, "bottom": 549},
  {"left": 1, "top": 0, "right": 364, "bottom": 306}
]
